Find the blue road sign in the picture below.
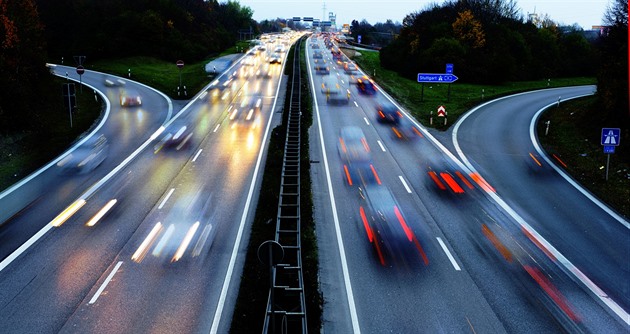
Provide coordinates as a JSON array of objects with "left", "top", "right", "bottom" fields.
[
  {"left": 292, "top": 17, "right": 301, "bottom": 22},
  {"left": 446, "top": 63, "right": 454, "bottom": 74},
  {"left": 603, "top": 146, "right": 616, "bottom": 154},
  {"left": 601, "top": 128, "right": 621, "bottom": 146},
  {"left": 358, "top": 35, "right": 362, "bottom": 43},
  {"left": 417, "top": 73, "right": 459, "bottom": 83},
  {"left": 303, "top": 17, "right": 313, "bottom": 22}
]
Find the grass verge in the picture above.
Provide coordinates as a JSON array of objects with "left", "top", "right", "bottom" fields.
[
  {"left": 0, "top": 77, "right": 102, "bottom": 191},
  {"left": 537, "top": 97, "right": 629, "bottom": 218},
  {"left": 90, "top": 41, "right": 252, "bottom": 100},
  {"left": 230, "top": 36, "right": 322, "bottom": 333},
  {"left": 345, "top": 49, "right": 596, "bottom": 130}
]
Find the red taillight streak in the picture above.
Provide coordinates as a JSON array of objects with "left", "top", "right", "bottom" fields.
[
  {"left": 392, "top": 127, "right": 402, "bottom": 138},
  {"left": 428, "top": 171, "right": 446, "bottom": 190},
  {"left": 521, "top": 226, "right": 557, "bottom": 262},
  {"left": 412, "top": 235, "right": 429, "bottom": 266},
  {"left": 412, "top": 127, "right": 423, "bottom": 137},
  {"left": 394, "top": 206, "right": 413, "bottom": 242},
  {"left": 378, "top": 111, "right": 385, "bottom": 118},
  {"left": 455, "top": 171, "right": 474, "bottom": 189},
  {"left": 523, "top": 265, "right": 580, "bottom": 321},
  {"left": 470, "top": 173, "right": 496, "bottom": 192},
  {"left": 343, "top": 165, "right": 353, "bottom": 186},
  {"left": 440, "top": 172, "right": 465, "bottom": 193},
  {"left": 552, "top": 154, "right": 567, "bottom": 168},
  {"left": 481, "top": 224, "right": 513, "bottom": 262},
  {"left": 529, "top": 152, "right": 542, "bottom": 167},
  {"left": 339, "top": 138, "right": 347, "bottom": 153},
  {"left": 370, "top": 164, "right": 381, "bottom": 185},
  {"left": 361, "top": 138, "right": 370, "bottom": 152},
  {"left": 359, "top": 206, "right": 373, "bottom": 243},
  {"left": 373, "top": 237, "right": 386, "bottom": 266}
]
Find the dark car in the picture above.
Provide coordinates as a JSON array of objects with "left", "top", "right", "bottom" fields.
[
  {"left": 57, "top": 134, "right": 109, "bottom": 174},
  {"left": 358, "top": 184, "right": 421, "bottom": 266},
  {"left": 356, "top": 76, "right": 377, "bottom": 95},
  {"left": 376, "top": 104, "right": 402, "bottom": 124},
  {"left": 315, "top": 65, "right": 330, "bottom": 75}
]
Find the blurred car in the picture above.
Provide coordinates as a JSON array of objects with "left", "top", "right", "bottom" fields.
[
  {"left": 229, "top": 96, "right": 262, "bottom": 130},
  {"left": 312, "top": 51, "right": 324, "bottom": 59},
  {"left": 104, "top": 76, "right": 125, "bottom": 87},
  {"left": 321, "top": 77, "right": 350, "bottom": 104},
  {"left": 160, "top": 119, "right": 193, "bottom": 150},
  {"left": 256, "top": 63, "right": 272, "bottom": 78},
  {"left": 344, "top": 62, "right": 358, "bottom": 74},
  {"left": 208, "top": 77, "right": 236, "bottom": 102},
  {"left": 311, "top": 43, "right": 320, "bottom": 49},
  {"left": 376, "top": 104, "right": 402, "bottom": 124},
  {"left": 314, "top": 65, "right": 330, "bottom": 75},
  {"left": 338, "top": 126, "right": 376, "bottom": 185},
  {"left": 356, "top": 76, "right": 377, "bottom": 95},
  {"left": 57, "top": 134, "right": 108, "bottom": 174},
  {"left": 358, "top": 184, "right": 417, "bottom": 265},
  {"left": 119, "top": 89, "right": 142, "bottom": 106},
  {"left": 269, "top": 52, "right": 282, "bottom": 64}
]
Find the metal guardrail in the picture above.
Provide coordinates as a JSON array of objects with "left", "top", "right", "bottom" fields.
[{"left": 262, "top": 37, "right": 307, "bottom": 334}]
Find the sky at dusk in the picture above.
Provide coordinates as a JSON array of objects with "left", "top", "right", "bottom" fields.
[{"left": 234, "top": 0, "right": 610, "bottom": 30}]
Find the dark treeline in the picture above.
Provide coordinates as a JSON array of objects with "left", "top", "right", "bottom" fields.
[
  {"left": 350, "top": 19, "right": 402, "bottom": 47},
  {"left": 35, "top": 0, "right": 255, "bottom": 62},
  {"left": 0, "top": 0, "right": 255, "bottom": 133},
  {"left": 380, "top": 0, "right": 599, "bottom": 84}
]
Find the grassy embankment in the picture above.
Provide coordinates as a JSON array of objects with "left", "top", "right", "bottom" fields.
[
  {"left": 0, "top": 78, "right": 102, "bottom": 191},
  {"left": 348, "top": 49, "right": 628, "bottom": 218}
]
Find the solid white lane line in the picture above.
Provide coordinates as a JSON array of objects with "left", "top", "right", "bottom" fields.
[
  {"left": 363, "top": 117, "right": 370, "bottom": 125},
  {"left": 437, "top": 238, "right": 461, "bottom": 271},
  {"left": 89, "top": 261, "right": 123, "bottom": 304},
  {"left": 399, "top": 176, "right": 412, "bottom": 193},
  {"left": 377, "top": 140, "right": 386, "bottom": 152},
  {"left": 158, "top": 188, "right": 175, "bottom": 210},
  {"left": 192, "top": 149, "right": 203, "bottom": 162}
]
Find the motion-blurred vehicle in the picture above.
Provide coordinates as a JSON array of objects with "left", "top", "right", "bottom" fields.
[
  {"left": 229, "top": 96, "right": 262, "bottom": 130},
  {"left": 376, "top": 104, "right": 402, "bottom": 124},
  {"left": 256, "top": 63, "right": 272, "bottom": 78},
  {"left": 104, "top": 76, "right": 125, "bottom": 87},
  {"left": 344, "top": 62, "right": 358, "bottom": 74},
  {"left": 119, "top": 89, "right": 142, "bottom": 106},
  {"left": 57, "top": 134, "right": 108, "bottom": 174},
  {"left": 356, "top": 76, "right": 377, "bottom": 95},
  {"left": 338, "top": 126, "right": 376, "bottom": 185},
  {"left": 358, "top": 184, "right": 418, "bottom": 265},
  {"left": 159, "top": 119, "right": 193, "bottom": 150},
  {"left": 321, "top": 77, "right": 350, "bottom": 104},
  {"left": 312, "top": 51, "right": 324, "bottom": 59},
  {"left": 269, "top": 52, "right": 282, "bottom": 64},
  {"left": 208, "top": 78, "right": 236, "bottom": 102},
  {"left": 315, "top": 64, "right": 330, "bottom": 75}
]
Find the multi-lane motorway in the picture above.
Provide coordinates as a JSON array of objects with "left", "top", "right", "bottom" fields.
[{"left": 0, "top": 32, "right": 627, "bottom": 333}]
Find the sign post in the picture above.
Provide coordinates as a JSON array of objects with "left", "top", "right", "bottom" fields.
[
  {"left": 601, "top": 128, "right": 621, "bottom": 181},
  {"left": 76, "top": 65, "right": 85, "bottom": 93},
  {"left": 176, "top": 60, "right": 185, "bottom": 96}
]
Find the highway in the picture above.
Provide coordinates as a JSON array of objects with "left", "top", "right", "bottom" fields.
[
  {"left": 307, "top": 34, "right": 629, "bottom": 333},
  {"left": 0, "top": 31, "right": 627, "bottom": 334},
  {"left": 0, "top": 32, "right": 299, "bottom": 333}
]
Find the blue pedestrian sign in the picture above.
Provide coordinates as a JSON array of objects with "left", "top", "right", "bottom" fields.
[
  {"left": 358, "top": 35, "right": 362, "bottom": 44},
  {"left": 603, "top": 146, "right": 615, "bottom": 154},
  {"left": 446, "top": 63, "right": 454, "bottom": 74},
  {"left": 601, "top": 128, "right": 621, "bottom": 146},
  {"left": 417, "top": 73, "right": 459, "bottom": 83}
]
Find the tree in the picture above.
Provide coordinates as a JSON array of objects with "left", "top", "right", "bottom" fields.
[
  {"left": 598, "top": 0, "right": 629, "bottom": 123},
  {"left": 452, "top": 10, "right": 485, "bottom": 49}
]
